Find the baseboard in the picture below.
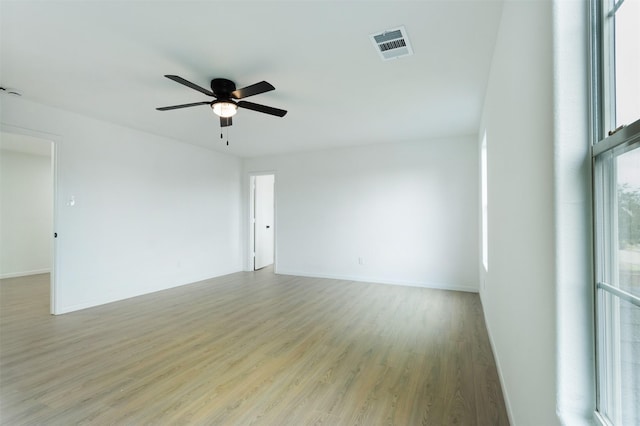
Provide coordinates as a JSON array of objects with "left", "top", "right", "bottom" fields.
[
  {"left": 479, "top": 291, "right": 516, "bottom": 425},
  {"left": 0, "top": 269, "right": 50, "bottom": 279},
  {"left": 276, "top": 269, "right": 478, "bottom": 293}
]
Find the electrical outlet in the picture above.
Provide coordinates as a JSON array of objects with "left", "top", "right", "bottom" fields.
[{"left": 358, "top": 257, "right": 364, "bottom": 265}]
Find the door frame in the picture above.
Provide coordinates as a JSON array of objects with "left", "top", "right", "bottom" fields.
[
  {"left": 1, "top": 123, "right": 60, "bottom": 314},
  {"left": 247, "top": 171, "right": 277, "bottom": 272}
]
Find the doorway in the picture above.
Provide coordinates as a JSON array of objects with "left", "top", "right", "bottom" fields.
[
  {"left": 250, "top": 174, "right": 275, "bottom": 270},
  {"left": 0, "top": 128, "right": 57, "bottom": 314}
]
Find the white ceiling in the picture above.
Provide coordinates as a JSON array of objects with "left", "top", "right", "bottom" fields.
[{"left": 0, "top": 1, "right": 504, "bottom": 158}]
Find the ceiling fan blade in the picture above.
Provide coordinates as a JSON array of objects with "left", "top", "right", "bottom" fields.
[
  {"left": 237, "top": 101, "right": 287, "bottom": 117},
  {"left": 220, "top": 116, "right": 233, "bottom": 127},
  {"left": 164, "top": 75, "right": 215, "bottom": 97},
  {"left": 231, "top": 81, "right": 275, "bottom": 99},
  {"left": 156, "top": 101, "right": 211, "bottom": 111}
]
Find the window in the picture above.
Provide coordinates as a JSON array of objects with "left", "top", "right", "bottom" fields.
[
  {"left": 481, "top": 131, "right": 488, "bottom": 271},
  {"left": 612, "top": 0, "right": 640, "bottom": 127},
  {"left": 592, "top": 0, "right": 640, "bottom": 425}
]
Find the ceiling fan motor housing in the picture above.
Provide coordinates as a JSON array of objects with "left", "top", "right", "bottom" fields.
[{"left": 211, "top": 78, "right": 236, "bottom": 98}]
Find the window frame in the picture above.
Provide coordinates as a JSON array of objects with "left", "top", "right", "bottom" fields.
[
  {"left": 481, "top": 130, "right": 488, "bottom": 272},
  {"left": 591, "top": 0, "right": 640, "bottom": 424}
]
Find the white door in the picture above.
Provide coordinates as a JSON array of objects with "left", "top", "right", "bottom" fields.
[{"left": 254, "top": 174, "right": 274, "bottom": 270}]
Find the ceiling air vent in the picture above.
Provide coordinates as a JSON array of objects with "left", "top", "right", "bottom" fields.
[{"left": 370, "top": 26, "right": 413, "bottom": 61}]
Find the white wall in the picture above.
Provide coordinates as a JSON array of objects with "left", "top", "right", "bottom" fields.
[
  {"left": 245, "top": 137, "right": 479, "bottom": 292},
  {"left": 479, "top": 2, "right": 594, "bottom": 424},
  {"left": 479, "top": 1, "right": 556, "bottom": 424},
  {"left": 0, "top": 148, "right": 52, "bottom": 278},
  {"left": 1, "top": 96, "right": 243, "bottom": 313},
  {"left": 479, "top": 1, "right": 580, "bottom": 424}
]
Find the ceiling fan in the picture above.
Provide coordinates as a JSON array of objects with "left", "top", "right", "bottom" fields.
[{"left": 156, "top": 75, "right": 287, "bottom": 128}]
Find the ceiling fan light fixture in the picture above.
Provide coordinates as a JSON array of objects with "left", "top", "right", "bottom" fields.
[
  {"left": 157, "top": 76, "right": 287, "bottom": 126},
  {"left": 212, "top": 101, "right": 238, "bottom": 117}
]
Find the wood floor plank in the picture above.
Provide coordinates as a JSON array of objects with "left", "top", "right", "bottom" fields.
[{"left": 1, "top": 271, "right": 509, "bottom": 425}]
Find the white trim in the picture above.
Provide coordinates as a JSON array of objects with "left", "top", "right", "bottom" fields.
[
  {"left": 276, "top": 269, "right": 478, "bottom": 293},
  {"left": 0, "top": 269, "right": 51, "bottom": 279},
  {"left": 594, "top": 409, "right": 614, "bottom": 426},
  {"left": 593, "top": 119, "right": 640, "bottom": 156},
  {"left": 598, "top": 281, "right": 640, "bottom": 308}
]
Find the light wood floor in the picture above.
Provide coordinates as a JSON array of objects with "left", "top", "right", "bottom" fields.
[{"left": 0, "top": 271, "right": 509, "bottom": 425}]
